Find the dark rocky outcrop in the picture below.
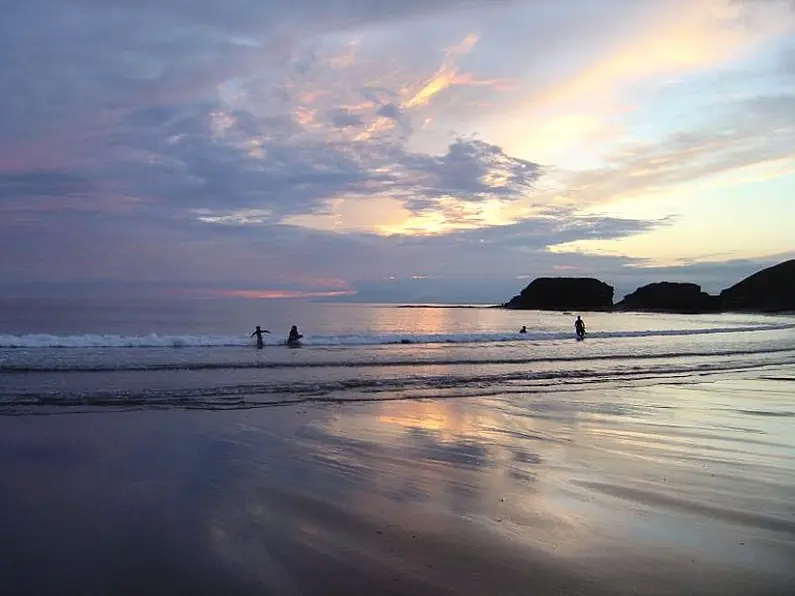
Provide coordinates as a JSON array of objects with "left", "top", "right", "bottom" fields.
[
  {"left": 503, "top": 277, "right": 614, "bottom": 311},
  {"left": 720, "top": 259, "right": 795, "bottom": 312},
  {"left": 501, "top": 260, "right": 795, "bottom": 314},
  {"left": 615, "top": 282, "right": 721, "bottom": 314}
]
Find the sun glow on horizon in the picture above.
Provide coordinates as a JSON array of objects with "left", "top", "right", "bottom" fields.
[{"left": 171, "top": 289, "right": 358, "bottom": 299}]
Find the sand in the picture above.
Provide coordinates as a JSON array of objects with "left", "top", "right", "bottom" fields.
[{"left": 1, "top": 375, "right": 794, "bottom": 596}]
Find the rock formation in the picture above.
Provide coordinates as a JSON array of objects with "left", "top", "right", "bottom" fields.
[
  {"left": 720, "top": 259, "right": 795, "bottom": 312},
  {"left": 501, "top": 260, "right": 795, "bottom": 313},
  {"left": 503, "top": 277, "right": 614, "bottom": 311},
  {"left": 615, "top": 282, "right": 720, "bottom": 313}
]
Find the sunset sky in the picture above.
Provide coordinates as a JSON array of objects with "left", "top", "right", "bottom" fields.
[{"left": 2, "top": 0, "right": 794, "bottom": 302}]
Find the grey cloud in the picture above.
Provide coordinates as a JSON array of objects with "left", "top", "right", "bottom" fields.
[
  {"left": 96, "top": 104, "right": 367, "bottom": 218},
  {"left": 341, "top": 252, "right": 794, "bottom": 304},
  {"left": 330, "top": 110, "right": 363, "bottom": 128},
  {"left": 56, "top": 95, "right": 542, "bottom": 220},
  {"left": 0, "top": 0, "right": 514, "bottom": 143},
  {"left": 376, "top": 103, "right": 402, "bottom": 120},
  {"left": 0, "top": 182, "right": 665, "bottom": 290},
  {"left": 461, "top": 216, "right": 666, "bottom": 247},
  {"left": 374, "top": 216, "right": 664, "bottom": 274},
  {"left": 57, "top": 0, "right": 514, "bottom": 33},
  {"left": 0, "top": 171, "right": 92, "bottom": 200},
  {"left": 375, "top": 103, "right": 414, "bottom": 137},
  {"left": 607, "top": 254, "right": 795, "bottom": 298},
  {"left": 397, "top": 140, "right": 542, "bottom": 211},
  {"left": 0, "top": 173, "right": 743, "bottom": 303},
  {"left": 0, "top": 0, "right": 535, "bottom": 224},
  {"left": 363, "top": 88, "right": 400, "bottom": 104}
]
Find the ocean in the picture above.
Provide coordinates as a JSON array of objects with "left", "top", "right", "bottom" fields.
[
  {"left": 1, "top": 297, "right": 793, "bottom": 413},
  {"left": 2, "top": 298, "right": 795, "bottom": 595}
]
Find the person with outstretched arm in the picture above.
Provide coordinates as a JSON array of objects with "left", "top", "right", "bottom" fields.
[
  {"left": 574, "top": 316, "right": 586, "bottom": 339},
  {"left": 250, "top": 325, "right": 270, "bottom": 349}
]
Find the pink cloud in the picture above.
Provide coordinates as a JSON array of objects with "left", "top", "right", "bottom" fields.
[{"left": 171, "top": 288, "right": 358, "bottom": 299}]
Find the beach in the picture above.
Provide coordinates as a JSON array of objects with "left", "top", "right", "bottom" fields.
[
  {"left": 2, "top": 371, "right": 794, "bottom": 595},
  {"left": 1, "top": 303, "right": 794, "bottom": 595}
]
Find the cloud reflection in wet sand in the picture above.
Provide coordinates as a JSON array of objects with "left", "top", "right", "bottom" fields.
[{"left": 2, "top": 375, "right": 795, "bottom": 595}]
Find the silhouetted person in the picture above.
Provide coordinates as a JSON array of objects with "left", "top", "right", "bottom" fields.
[
  {"left": 288, "top": 324, "right": 303, "bottom": 344},
  {"left": 519, "top": 325, "right": 527, "bottom": 334},
  {"left": 574, "top": 316, "right": 586, "bottom": 339},
  {"left": 250, "top": 325, "right": 270, "bottom": 349}
]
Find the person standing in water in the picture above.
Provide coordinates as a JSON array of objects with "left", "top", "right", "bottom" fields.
[
  {"left": 250, "top": 325, "right": 270, "bottom": 349},
  {"left": 287, "top": 325, "right": 303, "bottom": 344},
  {"left": 519, "top": 326, "right": 527, "bottom": 334},
  {"left": 574, "top": 316, "right": 586, "bottom": 339}
]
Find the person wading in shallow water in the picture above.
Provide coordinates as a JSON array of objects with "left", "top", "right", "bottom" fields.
[
  {"left": 287, "top": 325, "right": 303, "bottom": 345},
  {"left": 250, "top": 325, "right": 270, "bottom": 349},
  {"left": 519, "top": 326, "right": 527, "bottom": 334},
  {"left": 574, "top": 316, "right": 586, "bottom": 340}
]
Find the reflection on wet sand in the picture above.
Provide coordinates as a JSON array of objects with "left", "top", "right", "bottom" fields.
[{"left": 1, "top": 375, "right": 795, "bottom": 595}]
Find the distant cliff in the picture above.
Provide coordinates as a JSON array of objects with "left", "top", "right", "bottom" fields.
[
  {"left": 615, "top": 282, "right": 721, "bottom": 314},
  {"left": 720, "top": 259, "right": 795, "bottom": 312},
  {"left": 503, "top": 277, "right": 614, "bottom": 311}
]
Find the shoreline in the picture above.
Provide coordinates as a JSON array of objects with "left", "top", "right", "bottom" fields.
[{"left": 2, "top": 373, "right": 794, "bottom": 595}]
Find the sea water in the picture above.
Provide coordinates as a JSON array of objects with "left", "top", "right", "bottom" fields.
[{"left": 1, "top": 298, "right": 793, "bottom": 413}]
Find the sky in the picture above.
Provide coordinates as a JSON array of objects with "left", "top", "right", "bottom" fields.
[{"left": 1, "top": 0, "right": 794, "bottom": 303}]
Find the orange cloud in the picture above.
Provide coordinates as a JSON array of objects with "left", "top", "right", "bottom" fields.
[
  {"left": 220, "top": 289, "right": 358, "bottom": 299},
  {"left": 179, "top": 289, "right": 358, "bottom": 299},
  {"left": 402, "top": 33, "right": 514, "bottom": 110},
  {"left": 529, "top": 2, "right": 769, "bottom": 110},
  {"left": 493, "top": 0, "right": 793, "bottom": 165}
]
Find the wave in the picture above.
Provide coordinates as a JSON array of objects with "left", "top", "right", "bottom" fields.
[
  {"left": 2, "top": 357, "right": 784, "bottom": 413},
  {"left": 2, "top": 346, "right": 794, "bottom": 373},
  {"left": 1, "top": 323, "right": 792, "bottom": 349}
]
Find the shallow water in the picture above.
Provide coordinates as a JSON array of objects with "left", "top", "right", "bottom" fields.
[{"left": 1, "top": 300, "right": 794, "bottom": 412}]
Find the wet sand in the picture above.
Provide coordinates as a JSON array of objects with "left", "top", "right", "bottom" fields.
[{"left": 1, "top": 374, "right": 794, "bottom": 595}]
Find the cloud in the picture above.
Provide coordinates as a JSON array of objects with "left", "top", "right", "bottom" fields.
[
  {"left": 608, "top": 252, "right": 795, "bottom": 297},
  {"left": 330, "top": 109, "right": 364, "bottom": 128},
  {"left": 20, "top": 89, "right": 543, "bottom": 224},
  {"left": 376, "top": 103, "right": 402, "bottom": 120},
  {"left": 183, "top": 289, "right": 358, "bottom": 300},
  {"left": 549, "top": 93, "right": 795, "bottom": 207},
  {"left": 1, "top": 0, "right": 792, "bottom": 302},
  {"left": 486, "top": 0, "right": 795, "bottom": 167},
  {"left": 0, "top": 171, "right": 92, "bottom": 200},
  {"left": 0, "top": 1, "right": 513, "bottom": 147}
]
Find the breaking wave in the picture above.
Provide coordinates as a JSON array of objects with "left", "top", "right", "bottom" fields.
[
  {"left": 2, "top": 346, "right": 794, "bottom": 373},
  {"left": 1, "top": 323, "right": 792, "bottom": 349}
]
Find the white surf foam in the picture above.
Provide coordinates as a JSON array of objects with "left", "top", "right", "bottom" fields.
[{"left": 0, "top": 324, "right": 791, "bottom": 349}]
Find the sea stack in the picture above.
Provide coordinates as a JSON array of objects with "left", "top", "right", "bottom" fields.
[
  {"left": 615, "top": 282, "right": 721, "bottom": 314},
  {"left": 503, "top": 277, "right": 614, "bottom": 311}
]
